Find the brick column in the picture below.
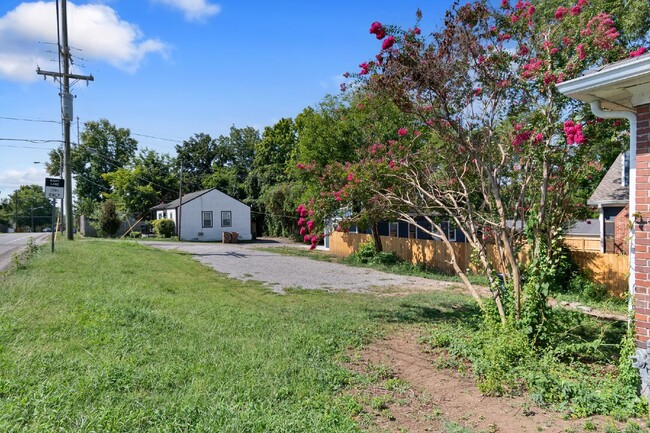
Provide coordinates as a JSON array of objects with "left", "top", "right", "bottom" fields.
[
  {"left": 635, "top": 103, "right": 650, "bottom": 347},
  {"left": 614, "top": 205, "right": 629, "bottom": 254}
]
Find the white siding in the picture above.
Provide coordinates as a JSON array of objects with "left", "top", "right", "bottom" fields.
[
  {"left": 156, "top": 209, "right": 176, "bottom": 224},
  {"left": 178, "top": 189, "right": 251, "bottom": 241}
]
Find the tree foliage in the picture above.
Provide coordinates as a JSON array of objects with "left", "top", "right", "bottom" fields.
[
  {"left": 71, "top": 119, "right": 137, "bottom": 216},
  {"left": 175, "top": 133, "right": 217, "bottom": 194},
  {"left": 103, "top": 149, "right": 178, "bottom": 218},
  {"left": 98, "top": 199, "right": 121, "bottom": 237},
  {"left": 204, "top": 126, "right": 260, "bottom": 200},
  {"left": 7, "top": 185, "right": 52, "bottom": 231}
]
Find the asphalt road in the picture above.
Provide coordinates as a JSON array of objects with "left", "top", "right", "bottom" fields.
[{"left": 0, "top": 233, "right": 49, "bottom": 272}]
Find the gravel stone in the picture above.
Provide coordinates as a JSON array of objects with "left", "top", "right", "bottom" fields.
[{"left": 143, "top": 240, "right": 458, "bottom": 294}]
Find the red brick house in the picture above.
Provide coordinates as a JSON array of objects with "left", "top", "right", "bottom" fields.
[{"left": 557, "top": 52, "right": 650, "bottom": 397}]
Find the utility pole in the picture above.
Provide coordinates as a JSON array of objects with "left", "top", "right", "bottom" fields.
[
  {"left": 178, "top": 160, "right": 183, "bottom": 241},
  {"left": 37, "top": 0, "right": 94, "bottom": 240},
  {"left": 14, "top": 192, "right": 18, "bottom": 232}
]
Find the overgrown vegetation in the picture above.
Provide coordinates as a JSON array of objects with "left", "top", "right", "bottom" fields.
[{"left": 423, "top": 309, "right": 644, "bottom": 419}]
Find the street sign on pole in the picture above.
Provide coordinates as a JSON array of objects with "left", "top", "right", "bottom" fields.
[{"left": 45, "top": 178, "right": 65, "bottom": 200}]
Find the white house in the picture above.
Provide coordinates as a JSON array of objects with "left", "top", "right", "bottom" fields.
[{"left": 151, "top": 188, "right": 252, "bottom": 241}]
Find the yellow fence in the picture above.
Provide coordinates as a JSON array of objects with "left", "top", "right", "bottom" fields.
[{"left": 329, "top": 232, "right": 629, "bottom": 297}]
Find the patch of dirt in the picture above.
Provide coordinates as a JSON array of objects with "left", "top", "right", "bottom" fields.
[{"left": 344, "top": 329, "right": 638, "bottom": 433}]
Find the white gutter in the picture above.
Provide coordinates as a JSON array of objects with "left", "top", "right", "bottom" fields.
[{"left": 590, "top": 100, "right": 637, "bottom": 316}]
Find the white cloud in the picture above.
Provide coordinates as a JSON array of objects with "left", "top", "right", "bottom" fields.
[
  {"left": 151, "top": 0, "right": 221, "bottom": 21},
  {"left": 0, "top": 166, "right": 46, "bottom": 190},
  {"left": 0, "top": 1, "right": 168, "bottom": 82}
]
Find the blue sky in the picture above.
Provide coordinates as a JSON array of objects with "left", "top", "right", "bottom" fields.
[{"left": 0, "top": 0, "right": 457, "bottom": 199}]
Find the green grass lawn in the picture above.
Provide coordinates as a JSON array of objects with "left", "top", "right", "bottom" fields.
[{"left": 0, "top": 239, "right": 472, "bottom": 432}]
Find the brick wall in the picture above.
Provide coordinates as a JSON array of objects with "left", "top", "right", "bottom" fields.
[
  {"left": 635, "top": 103, "right": 650, "bottom": 347},
  {"left": 614, "top": 205, "right": 629, "bottom": 254}
]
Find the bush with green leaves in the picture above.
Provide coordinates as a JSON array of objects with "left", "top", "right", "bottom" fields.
[
  {"left": 348, "top": 241, "right": 401, "bottom": 265},
  {"left": 152, "top": 219, "right": 175, "bottom": 238}
]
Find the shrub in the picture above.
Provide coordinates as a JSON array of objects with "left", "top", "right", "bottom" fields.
[
  {"left": 129, "top": 231, "right": 141, "bottom": 238},
  {"left": 567, "top": 273, "right": 609, "bottom": 302},
  {"left": 98, "top": 199, "right": 121, "bottom": 237},
  {"left": 152, "top": 219, "right": 175, "bottom": 238},
  {"left": 349, "top": 241, "right": 401, "bottom": 265}
]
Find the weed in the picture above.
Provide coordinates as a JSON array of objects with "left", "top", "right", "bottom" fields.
[
  {"left": 583, "top": 420, "right": 597, "bottom": 431},
  {"left": 370, "top": 394, "right": 392, "bottom": 411},
  {"left": 443, "top": 421, "right": 476, "bottom": 433},
  {"left": 385, "top": 377, "right": 410, "bottom": 393},
  {"left": 624, "top": 422, "right": 645, "bottom": 433}
]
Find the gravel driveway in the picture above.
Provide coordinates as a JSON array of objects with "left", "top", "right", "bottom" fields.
[{"left": 143, "top": 239, "right": 459, "bottom": 295}]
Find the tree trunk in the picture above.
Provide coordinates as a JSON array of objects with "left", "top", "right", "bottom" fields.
[{"left": 371, "top": 222, "right": 383, "bottom": 253}]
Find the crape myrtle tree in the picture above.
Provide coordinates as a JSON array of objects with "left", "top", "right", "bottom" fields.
[
  {"left": 296, "top": 90, "right": 418, "bottom": 252},
  {"left": 330, "top": 0, "right": 642, "bottom": 329}
]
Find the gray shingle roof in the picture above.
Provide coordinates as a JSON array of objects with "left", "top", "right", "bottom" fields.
[
  {"left": 587, "top": 153, "right": 628, "bottom": 206},
  {"left": 566, "top": 219, "right": 600, "bottom": 237},
  {"left": 150, "top": 189, "right": 213, "bottom": 211}
]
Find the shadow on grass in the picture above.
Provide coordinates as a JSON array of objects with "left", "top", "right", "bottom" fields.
[{"left": 366, "top": 298, "right": 482, "bottom": 326}]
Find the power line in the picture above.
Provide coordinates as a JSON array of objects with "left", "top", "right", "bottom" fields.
[
  {"left": 0, "top": 138, "right": 63, "bottom": 144},
  {"left": 0, "top": 115, "right": 185, "bottom": 145},
  {"left": 0, "top": 116, "right": 61, "bottom": 124},
  {"left": 131, "top": 132, "right": 183, "bottom": 143}
]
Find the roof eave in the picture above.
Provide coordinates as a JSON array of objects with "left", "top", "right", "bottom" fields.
[
  {"left": 556, "top": 55, "right": 650, "bottom": 110},
  {"left": 587, "top": 199, "right": 628, "bottom": 206}
]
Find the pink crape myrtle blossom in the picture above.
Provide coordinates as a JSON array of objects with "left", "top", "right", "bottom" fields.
[
  {"left": 554, "top": 6, "right": 569, "bottom": 20},
  {"left": 630, "top": 47, "right": 648, "bottom": 57},
  {"left": 563, "top": 120, "right": 585, "bottom": 145},
  {"left": 397, "top": 128, "right": 408, "bottom": 136},
  {"left": 382, "top": 36, "right": 395, "bottom": 50},
  {"left": 369, "top": 21, "right": 386, "bottom": 39}
]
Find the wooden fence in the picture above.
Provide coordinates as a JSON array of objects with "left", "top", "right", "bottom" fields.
[
  {"left": 329, "top": 232, "right": 629, "bottom": 297},
  {"left": 562, "top": 236, "right": 601, "bottom": 253}
]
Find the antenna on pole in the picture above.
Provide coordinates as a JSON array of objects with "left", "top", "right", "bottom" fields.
[{"left": 37, "top": 0, "right": 94, "bottom": 241}]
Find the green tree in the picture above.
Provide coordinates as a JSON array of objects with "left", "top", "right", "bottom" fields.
[
  {"left": 70, "top": 119, "right": 138, "bottom": 216},
  {"left": 7, "top": 185, "right": 52, "bottom": 231},
  {"left": 175, "top": 133, "right": 217, "bottom": 193},
  {"left": 103, "top": 149, "right": 178, "bottom": 218},
  {"left": 296, "top": 89, "right": 421, "bottom": 250},
  {"left": 247, "top": 118, "right": 299, "bottom": 236},
  {"left": 204, "top": 126, "right": 260, "bottom": 200},
  {"left": 98, "top": 199, "right": 121, "bottom": 237}
]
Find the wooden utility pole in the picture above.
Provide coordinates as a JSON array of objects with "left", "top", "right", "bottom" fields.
[{"left": 37, "top": 0, "right": 94, "bottom": 240}]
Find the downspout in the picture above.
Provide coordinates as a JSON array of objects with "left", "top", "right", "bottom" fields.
[
  {"left": 598, "top": 205, "right": 604, "bottom": 253},
  {"left": 589, "top": 100, "right": 637, "bottom": 318}
]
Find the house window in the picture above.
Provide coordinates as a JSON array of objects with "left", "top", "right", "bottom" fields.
[
  {"left": 389, "top": 222, "right": 398, "bottom": 237},
  {"left": 448, "top": 225, "right": 457, "bottom": 242},
  {"left": 202, "top": 211, "right": 213, "bottom": 228},
  {"left": 221, "top": 211, "right": 232, "bottom": 227}
]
